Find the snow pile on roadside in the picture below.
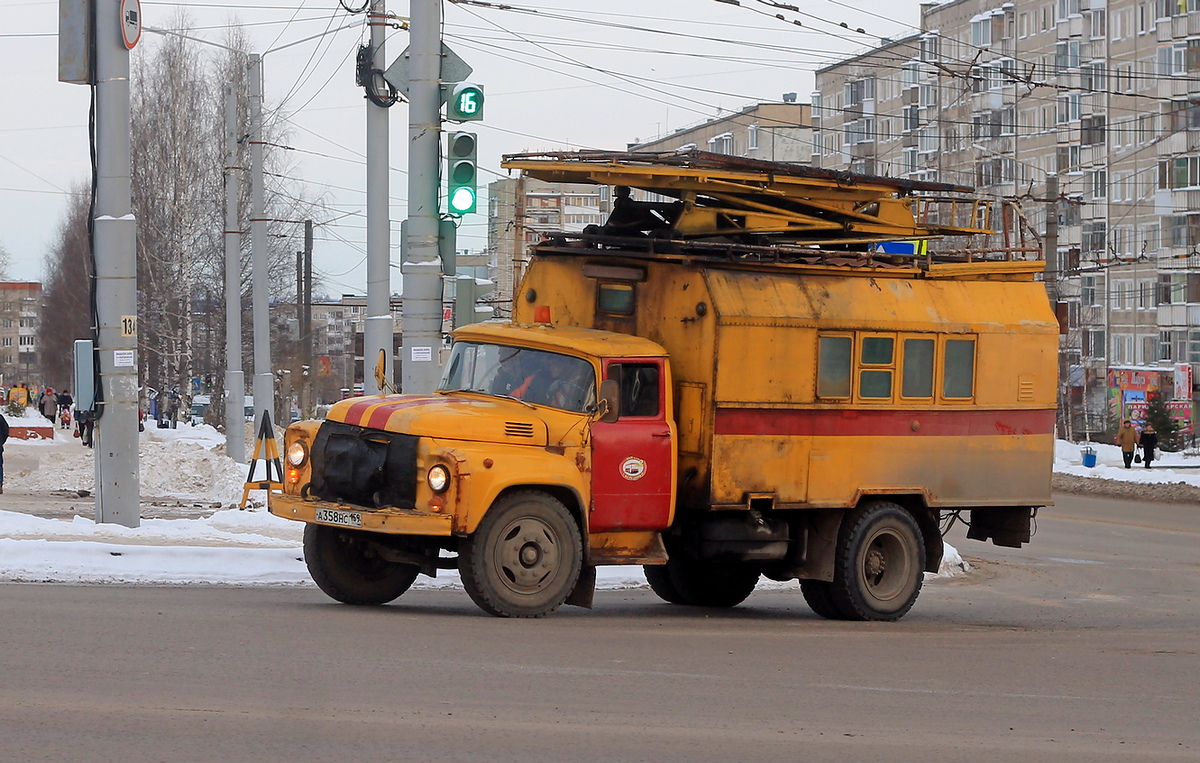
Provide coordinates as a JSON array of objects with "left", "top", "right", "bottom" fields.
[
  {"left": 3, "top": 405, "right": 56, "bottom": 435},
  {"left": 6, "top": 425, "right": 246, "bottom": 502},
  {"left": 1053, "top": 439, "right": 1200, "bottom": 487}
]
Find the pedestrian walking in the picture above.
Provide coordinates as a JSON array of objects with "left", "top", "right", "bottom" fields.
[
  {"left": 1140, "top": 424, "right": 1159, "bottom": 468},
  {"left": 56, "top": 390, "right": 74, "bottom": 429},
  {"left": 0, "top": 410, "right": 8, "bottom": 494},
  {"left": 39, "top": 387, "right": 58, "bottom": 421},
  {"left": 1116, "top": 419, "right": 1140, "bottom": 468}
]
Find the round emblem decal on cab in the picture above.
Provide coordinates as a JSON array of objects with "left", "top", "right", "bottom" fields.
[{"left": 620, "top": 456, "right": 647, "bottom": 481}]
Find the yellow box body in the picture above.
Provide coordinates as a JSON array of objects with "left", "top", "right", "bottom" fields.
[{"left": 514, "top": 253, "right": 1057, "bottom": 514}]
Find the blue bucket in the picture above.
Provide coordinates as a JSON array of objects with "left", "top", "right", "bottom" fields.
[{"left": 1081, "top": 447, "right": 1097, "bottom": 468}]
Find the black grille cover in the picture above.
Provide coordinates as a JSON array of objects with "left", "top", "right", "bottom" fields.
[{"left": 309, "top": 421, "right": 418, "bottom": 509}]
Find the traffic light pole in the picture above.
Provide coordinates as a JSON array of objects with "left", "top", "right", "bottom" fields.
[
  {"left": 93, "top": 0, "right": 140, "bottom": 527},
  {"left": 364, "top": 0, "right": 392, "bottom": 395},
  {"left": 402, "top": 0, "right": 446, "bottom": 394}
]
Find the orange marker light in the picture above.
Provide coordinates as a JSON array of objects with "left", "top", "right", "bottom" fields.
[
  {"left": 428, "top": 496, "right": 445, "bottom": 511},
  {"left": 287, "top": 468, "right": 300, "bottom": 484},
  {"left": 533, "top": 305, "right": 551, "bottom": 324}
]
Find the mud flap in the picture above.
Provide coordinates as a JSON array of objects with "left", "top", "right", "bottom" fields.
[
  {"left": 566, "top": 564, "right": 596, "bottom": 609},
  {"left": 966, "top": 507, "right": 1033, "bottom": 548}
]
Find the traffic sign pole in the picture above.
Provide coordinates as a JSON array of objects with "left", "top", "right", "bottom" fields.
[{"left": 402, "top": 0, "right": 445, "bottom": 394}]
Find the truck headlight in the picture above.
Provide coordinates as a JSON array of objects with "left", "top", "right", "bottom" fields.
[
  {"left": 427, "top": 464, "right": 450, "bottom": 493},
  {"left": 286, "top": 440, "right": 309, "bottom": 467}
]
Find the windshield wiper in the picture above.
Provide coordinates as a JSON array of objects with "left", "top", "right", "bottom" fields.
[
  {"left": 437, "top": 388, "right": 537, "bottom": 409},
  {"left": 490, "top": 393, "right": 537, "bottom": 410}
]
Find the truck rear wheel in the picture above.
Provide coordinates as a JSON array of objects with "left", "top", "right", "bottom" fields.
[
  {"left": 830, "top": 501, "right": 924, "bottom": 621},
  {"left": 460, "top": 491, "right": 583, "bottom": 618},
  {"left": 304, "top": 524, "right": 420, "bottom": 605},
  {"left": 799, "top": 579, "right": 846, "bottom": 620},
  {"left": 665, "top": 558, "right": 759, "bottom": 608},
  {"left": 643, "top": 564, "right": 687, "bottom": 604}
]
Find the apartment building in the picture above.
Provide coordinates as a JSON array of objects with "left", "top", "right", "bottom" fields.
[
  {"left": 487, "top": 178, "right": 611, "bottom": 316},
  {"left": 0, "top": 282, "right": 42, "bottom": 388},
  {"left": 813, "top": 0, "right": 1200, "bottom": 436},
  {"left": 628, "top": 101, "right": 813, "bottom": 163}
]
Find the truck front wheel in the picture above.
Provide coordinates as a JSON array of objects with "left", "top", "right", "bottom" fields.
[
  {"left": 830, "top": 501, "right": 925, "bottom": 621},
  {"left": 460, "top": 491, "right": 583, "bottom": 618},
  {"left": 304, "top": 524, "right": 420, "bottom": 605}
]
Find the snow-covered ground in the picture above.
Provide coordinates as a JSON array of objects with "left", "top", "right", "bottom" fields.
[{"left": 0, "top": 421, "right": 1187, "bottom": 589}]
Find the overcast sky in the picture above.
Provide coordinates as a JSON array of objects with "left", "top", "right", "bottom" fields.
[{"left": 0, "top": 0, "right": 917, "bottom": 296}]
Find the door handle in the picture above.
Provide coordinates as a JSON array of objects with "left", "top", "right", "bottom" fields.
[{"left": 651, "top": 432, "right": 671, "bottom": 438}]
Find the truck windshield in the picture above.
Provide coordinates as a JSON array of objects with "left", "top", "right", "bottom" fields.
[{"left": 439, "top": 342, "right": 596, "bottom": 413}]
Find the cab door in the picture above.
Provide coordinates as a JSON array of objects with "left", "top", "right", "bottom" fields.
[{"left": 589, "top": 359, "right": 675, "bottom": 532}]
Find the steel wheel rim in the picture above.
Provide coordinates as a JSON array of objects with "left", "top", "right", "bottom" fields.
[
  {"left": 490, "top": 515, "right": 562, "bottom": 594},
  {"left": 857, "top": 526, "right": 913, "bottom": 604}
]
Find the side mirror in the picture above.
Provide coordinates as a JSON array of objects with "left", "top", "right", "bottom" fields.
[
  {"left": 373, "top": 349, "right": 390, "bottom": 394},
  {"left": 598, "top": 379, "right": 620, "bottom": 423}
]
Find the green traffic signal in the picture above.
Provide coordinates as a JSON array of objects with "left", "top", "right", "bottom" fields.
[{"left": 446, "top": 131, "right": 477, "bottom": 216}]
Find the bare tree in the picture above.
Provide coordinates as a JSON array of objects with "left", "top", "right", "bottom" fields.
[
  {"left": 36, "top": 187, "right": 92, "bottom": 386},
  {"left": 0, "top": 242, "right": 13, "bottom": 281},
  {"left": 38, "top": 14, "right": 327, "bottom": 422}
]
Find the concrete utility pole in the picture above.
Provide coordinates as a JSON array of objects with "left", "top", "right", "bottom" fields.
[
  {"left": 302, "top": 219, "right": 314, "bottom": 415},
  {"left": 94, "top": 0, "right": 140, "bottom": 527},
  {"left": 1044, "top": 173, "right": 1059, "bottom": 305},
  {"left": 364, "top": 1, "right": 393, "bottom": 394},
  {"left": 402, "top": 0, "right": 446, "bottom": 394},
  {"left": 223, "top": 82, "right": 245, "bottom": 464},
  {"left": 249, "top": 54, "right": 276, "bottom": 438}
]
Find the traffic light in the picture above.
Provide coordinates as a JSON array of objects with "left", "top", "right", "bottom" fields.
[
  {"left": 446, "top": 131, "right": 478, "bottom": 216},
  {"left": 447, "top": 82, "right": 484, "bottom": 122},
  {"left": 454, "top": 274, "right": 495, "bottom": 328}
]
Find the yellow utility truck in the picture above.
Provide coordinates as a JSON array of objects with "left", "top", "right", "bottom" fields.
[{"left": 270, "top": 151, "right": 1057, "bottom": 620}]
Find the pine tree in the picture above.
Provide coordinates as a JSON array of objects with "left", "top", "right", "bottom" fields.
[{"left": 1143, "top": 390, "right": 1180, "bottom": 452}]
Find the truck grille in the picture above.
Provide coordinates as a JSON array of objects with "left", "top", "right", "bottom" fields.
[
  {"left": 504, "top": 421, "right": 535, "bottom": 438},
  {"left": 308, "top": 421, "right": 418, "bottom": 509}
]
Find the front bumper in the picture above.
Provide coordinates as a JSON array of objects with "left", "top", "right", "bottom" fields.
[{"left": 270, "top": 493, "right": 454, "bottom": 537}]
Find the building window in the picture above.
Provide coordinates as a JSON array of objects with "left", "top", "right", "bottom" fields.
[
  {"left": 845, "top": 77, "right": 875, "bottom": 105},
  {"left": 1082, "top": 114, "right": 1110, "bottom": 145},
  {"left": 747, "top": 123, "right": 759, "bottom": 151},
  {"left": 707, "top": 132, "right": 733, "bottom": 155},
  {"left": 1159, "top": 331, "right": 1173, "bottom": 361},
  {"left": 1083, "top": 329, "right": 1107, "bottom": 359}
]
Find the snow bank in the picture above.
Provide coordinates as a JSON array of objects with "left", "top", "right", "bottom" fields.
[
  {"left": 6, "top": 427, "right": 246, "bottom": 501},
  {"left": 1054, "top": 439, "right": 1200, "bottom": 487}
]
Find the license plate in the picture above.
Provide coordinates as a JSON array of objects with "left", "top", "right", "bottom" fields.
[{"left": 315, "top": 508, "right": 362, "bottom": 528}]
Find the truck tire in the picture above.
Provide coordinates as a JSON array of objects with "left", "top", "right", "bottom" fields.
[
  {"left": 665, "top": 558, "right": 759, "bottom": 608},
  {"left": 799, "top": 579, "right": 846, "bottom": 620},
  {"left": 304, "top": 523, "right": 419, "bottom": 605},
  {"left": 830, "top": 501, "right": 924, "bottom": 621},
  {"left": 643, "top": 564, "right": 687, "bottom": 604},
  {"left": 460, "top": 491, "right": 583, "bottom": 618}
]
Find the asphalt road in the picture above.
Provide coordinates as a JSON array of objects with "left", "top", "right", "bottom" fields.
[{"left": 1, "top": 493, "right": 1196, "bottom": 763}]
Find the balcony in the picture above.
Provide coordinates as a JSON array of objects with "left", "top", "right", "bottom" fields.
[{"left": 1157, "top": 303, "right": 1200, "bottom": 326}]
